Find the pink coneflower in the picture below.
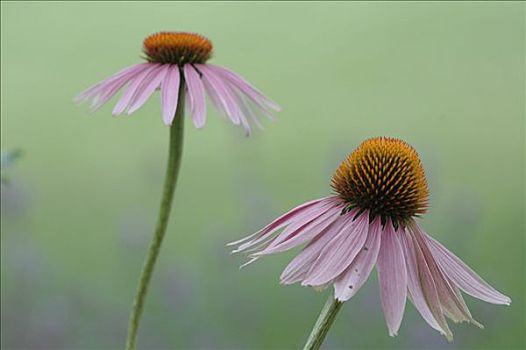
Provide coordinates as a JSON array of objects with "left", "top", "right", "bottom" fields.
[
  {"left": 230, "top": 137, "right": 510, "bottom": 345},
  {"left": 75, "top": 32, "right": 280, "bottom": 350},
  {"left": 76, "top": 32, "right": 280, "bottom": 135}
]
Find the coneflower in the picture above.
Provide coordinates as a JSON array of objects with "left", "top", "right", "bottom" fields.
[
  {"left": 77, "top": 32, "right": 280, "bottom": 134},
  {"left": 230, "top": 137, "right": 510, "bottom": 349},
  {"left": 76, "top": 32, "right": 280, "bottom": 350}
]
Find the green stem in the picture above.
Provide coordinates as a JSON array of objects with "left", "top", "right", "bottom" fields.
[
  {"left": 303, "top": 294, "right": 344, "bottom": 350},
  {"left": 125, "top": 81, "right": 185, "bottom": 350}
]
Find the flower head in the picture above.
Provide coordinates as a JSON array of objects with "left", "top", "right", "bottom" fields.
[
  {"left": 76, "top": 31, "right": 280, "bottom": 135},
  {"left": 230, "top": 137, "right": 510, "bottom": 340}
]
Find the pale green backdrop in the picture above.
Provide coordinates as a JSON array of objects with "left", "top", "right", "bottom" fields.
[{"left": 1, "top": 2, "right": 524, "bottom": 349}]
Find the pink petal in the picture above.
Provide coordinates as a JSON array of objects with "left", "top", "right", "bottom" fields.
[
  {"left": 207, "top": 65, "right": 277, "bottom": 123},
  {"left": 160, "top": 66, "right": 181, "bottom": 126},
  {"left": 75, "top": 63, "right": 149, "bottom": 103},
  {"left": 207, "top": 64, "right": 281, "bottom": 112},
  {"left": 183, "top": 80, "right": 194, "bottom": 118},
  {"left": 242, "top": 199, "right": 337, "bottom": 255},
  {"left": 127, "top": 65, "right": 170, "bottom": 115},
  {"left": 228, "top": 197, "right": 336, "bottom": 251},
  {"left": 82, "top": 65, "right": 151, "bottom": 111},
  {"left": 376, "top": 219, "right": 407, "bottom": 337},
  {"left": 424, "top": 233, "right": 511, "bottom": 305},
  {"left": 334, "top": 217, "right": 382, "bottom": 302},
  {"left": 302, "top": 210, "right": 369, "bottom": 286},
  {"left": 89, "top": 78, "right": 131, "bottom": 111},
  {"left": 234, "top": 92, "right": 265, "bottom": 130},
  {"left": 256, "top": 205, "right": 343, "bottom": 256},
  {"left": 200, "top": 65, "right": 252, "bottom": 135},
  {"left": 198, "top": 74, "right": 227, "bottom": 121},
  {"left": 239, "top": 114, "right": 251, "bottom": 137},
  {"left": 411, "top": 223, "right": 482, "bottom": 327},
  {"left": 184, "top": 64, "right": 207, "bottom": 128},
  {"left": 280, "top": 214, "right": 351, "bottom": 285},
  {"left": 451, "top": 283, "right": 482, "bottom": 327},
  {"left": 112, "top": 65, "right": 159, "bottom": 116},
  {"left": 399, "top": 227, "right": 452, "bottom": 339},
  {"left": 280, "top": 238, "right": 323, "bottom": 285},
  {"left": 197, "top": 64, "right": 243, "bottom": 125},
  {"left": 258, "top": 200, "right": 338, "bottom": 247}
]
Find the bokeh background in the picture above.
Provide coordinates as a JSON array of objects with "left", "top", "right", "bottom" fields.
[{"left": 1, "top": 2, "right": 524, "bottom": 349}]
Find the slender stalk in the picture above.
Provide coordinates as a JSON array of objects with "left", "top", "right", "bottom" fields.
[
  {"left": 303, "top": 294, "right": 344, "bottom": 350},
  {"left": 125, "top": 80, "right": 186, "bottom": 350}
]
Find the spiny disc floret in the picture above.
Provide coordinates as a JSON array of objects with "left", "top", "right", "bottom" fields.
[
  {"left": 143, "top": 32, "right": 213, "bottom": 65},
  {"left": 332, "top": 137, "right": 429, "bottom": 226}
]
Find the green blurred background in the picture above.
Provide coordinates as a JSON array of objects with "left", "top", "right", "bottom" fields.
[{"left": 1, "top": 2, "right": 524, "bottom": 349}]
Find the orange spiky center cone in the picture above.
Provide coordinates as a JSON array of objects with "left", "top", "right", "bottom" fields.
[
  {"left": 143, "top": 32, "right": 213, "bottom": 65},
  {"left": 332, "top": 137, "right": 429, "bottom": 227}
]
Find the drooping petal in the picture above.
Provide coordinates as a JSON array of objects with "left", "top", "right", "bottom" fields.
[
  {"left": 127, "top": 65, "right": 170, "bottom": 115},
  {"left": 410, "top": 222, "right": 481, "bottom": 328},
  {"left": 241, "top": 199, "right": 337, "bottom": 256},
  {"left": 255, "top": 205, "right": 343, "bottom": 256},
  {"left": 184, "top": 64, "right": 207, "bottom": 128},
  {"left": 450, "top": 283, "right": 484, "bottom": 329},
  {"left": 234, "top": 91, "right": 265, "bottom": 130},
  {"left": 207, "top": 64, "right": 281, "bottom": 112},
  {"left": 185, "top": 90, "right": 193, "bottom": 118},
  {"left": 376, "top": 219, "right": 407, "bottom": 337},
  {"left": 75, "top": 63, "right": 149, "bottom": 103},
  {"left": 112, "top": 64, "right": 159, "bottom": 116},
  {"left": 201, "top": 65, "right": 254, "bottom": 135},
  {"left": 89, "top": 76, "right": 134, "bottom": 111},
  {"left": 198, "top": 74, "right": 227, "bottom": 121},
  {"left": 228, "top": 197, "right": 336, "bottom": 251},
  {"left": 280, "top": 237, "right": 325, "bottom": 285},
  {"left": 219, "top": 80, "right": 252, "bottom": 135},
  {"left": 255, "top": 200, "right": 339, "bottom": 249},
  {"left": 228, "top": 197, "right": 331, "bottom": 248},
  {"left": 196, "top": 64, "right": 243, "bottom": 125},
  {"left": 302, "top": 210, "right": 369, "bottom": 286},
  {"left": 239, "top": 113, "right": 251, "bottom": 137},
  {"left": 160, "top": 66, "right": 181, "bottom": 125},
  {"left": 81, "top": 65, "right": 151, "bottom": 112},
  {"left": 424, "top": 232, "right": 511, "bottom": 305},
  {"left": 399, "top": 227, "right": 453, "bottom": 339},
  {"left": 208, "top": 66, "right": 277, "bottom": 124},
  {"left": 334, "top": 217, "right": 382, "bottom": 302},
  {"left": 280, "top": 214, "right": 351, "bottom": 285}
]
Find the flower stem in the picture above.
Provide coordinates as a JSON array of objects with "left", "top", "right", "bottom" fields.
[
  {"left": 125, "top": 82, "right": 186, "bottom": 350},
  {"left": 303, "top": 294, "right": 344, "bottom": 350}
]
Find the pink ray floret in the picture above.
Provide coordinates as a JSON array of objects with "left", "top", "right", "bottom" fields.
[
  {"left": 229, "top": 195, "right": 511, "bottom": 340},
  {"left": 76, "top": 63, "right": 280, "bottom": 135}
]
